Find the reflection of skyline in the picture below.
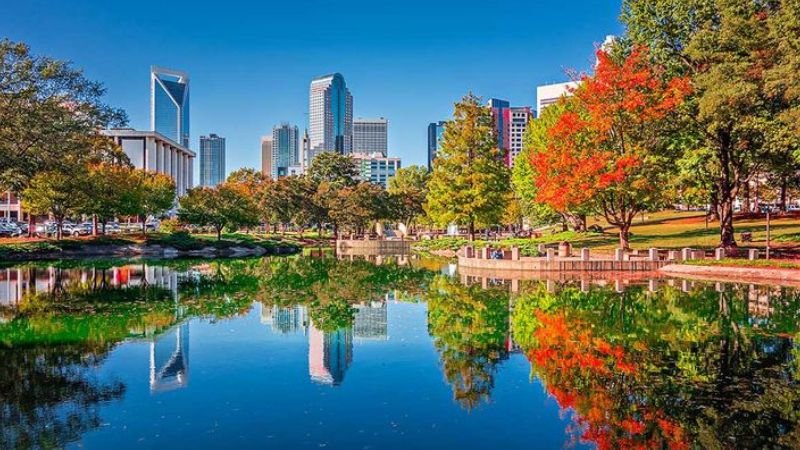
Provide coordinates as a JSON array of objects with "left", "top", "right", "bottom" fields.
[
  {"left": 353, "top": 302, "right": 388, "bottom": 341},
  {"left": 261, "top": 304, "right": 308, "bottom": 335},
  {"left": 308, "top": 325, "right": 353, "bottom": 386},
  {"left": 149, "top": 322, "right": 190, "bottom": 393}
]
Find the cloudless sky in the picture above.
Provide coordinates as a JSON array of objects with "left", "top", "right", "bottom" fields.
[{"left": 2, "top": 0, "right": 623, "bottom": 173}]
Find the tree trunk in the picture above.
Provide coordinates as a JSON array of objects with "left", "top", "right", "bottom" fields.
[
  {"left": 28, "top": 215, "right": 35, "bottom": 238},
  {"left": 468, "top": 220, "right": 475, "bottom": 241},
  {"left": 742, "top": 182, "right": 751, "bottom": 213},
  {"left": 92, "top": 214, "right": 98, "bottom": 236},
  {"left": 217, "top": 226, "right": 222, "bottom": 241},
  {"left": 619, "top": 226, "right": 630, "bottom": 250},
  {"left": 780, "top": 175, "right": 788, "bottom": 212},
  {"left": 56, "top": 218, "right": 63, "bottom": 241},
  {"left": 718, "top": 198, "right": 737, "bottom": 248},
  {"left": 141, "top": 216, "right": 147, "bottom": 235}
]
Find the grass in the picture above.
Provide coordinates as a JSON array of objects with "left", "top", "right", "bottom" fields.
[
  {"left": 413, "top": 211, "right": 800, "bottom": 256},
  {"left": 0, "top": 231, "right": 302, "bottom": 260},
  {"left": 683, "top": 259, "right": 800, "bottom": 270}
]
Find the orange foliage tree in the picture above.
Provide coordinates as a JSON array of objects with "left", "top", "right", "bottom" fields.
[{"left": 531, "top": 47, "right": 691, "bottom": 248}]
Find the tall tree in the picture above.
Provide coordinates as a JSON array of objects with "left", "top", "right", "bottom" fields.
[
  {"left": 532, "top": 48, "right": 691, "bottom": 249},
  {"left": 136, "top": 172, "right": 175, "bottom": 234},
  {"left": 306, "top": 152, "right": 359, "bottom": 188},
  {"left": 178, "top": 183, "right": 259, "bottom": 240},
  {"left": 425, "top": 94, "right": 510, "bottom": 240},
  {"left": 0, "top": 39, "right": 127, "bottom": 234},
  {"left": 387, "top": 165, "right": 429, "bottom": 231},
  {"left": 21, "top": 169, "right": 89, "bottom": 239},
  {"left": 623, "top": 0, "right": 795, "bottom": 247}
]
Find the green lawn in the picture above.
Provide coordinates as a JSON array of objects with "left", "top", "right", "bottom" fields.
[{"left": 414, "top": 212, "right": 800, "bottom": 256}]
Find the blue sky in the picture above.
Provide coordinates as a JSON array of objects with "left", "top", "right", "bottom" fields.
[{"left": 3, "top": 0, "right": 623, "bottom": 172}]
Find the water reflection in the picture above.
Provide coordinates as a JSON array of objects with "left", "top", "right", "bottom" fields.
[{"left": 2, "top": 258, "right": 800, "bottom": 449}]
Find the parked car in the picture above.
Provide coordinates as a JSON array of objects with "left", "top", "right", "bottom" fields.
[
  {"left": 33, "top": 223, "right": 57, "bottom": 237},
  {"left": 0, "top": 222, "right": 22, "bottom": 237},
  {"left": 104, "top": 222, "right": 122, "bottom": 234}
]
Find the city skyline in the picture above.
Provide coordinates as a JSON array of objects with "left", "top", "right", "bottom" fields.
[{"left": 1, "top": 0, "right": 624, "bottom": 174}]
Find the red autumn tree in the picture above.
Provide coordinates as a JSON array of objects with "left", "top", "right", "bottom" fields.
[{"left": 531, "top": 46, "right": 691, "bottom": 249}]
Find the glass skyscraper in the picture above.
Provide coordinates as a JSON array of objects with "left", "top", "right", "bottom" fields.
[
  {"left": 427, "top": 121, "right": 446, "bottom": 171},
  {"left": 353, "top": 118, "right": 388, "bottom": 156},
  {"left": 151, "top": 66, "right": 190, "bottom": 148},
  {"left": 309, "top": 73, "right": 353, "bottom": 159},
  {"left": 271, "top": 123, "right": 299, "bottom": 179},
  {"left": 199, "top": 134, "right": 226, "bottom": 187}
]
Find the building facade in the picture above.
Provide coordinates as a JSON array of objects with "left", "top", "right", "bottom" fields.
[
  {"left": 488, "top": 99, "right": 532, "bottom": 168},
  {"left": 308, "top": 73, "right": 353, "bottom": 158},
  {"left": 536, "top": 81, "right": 578, "bottom": 113},
  {"left": 272, "top": 123, "right": 300, "bottom": 179},
  {"left": 102, "top": 129, "right": 196, "bottom": 197},
  {"left": 0, "top": 192, "right": 23, "bottom": 222},
  {"left": 353, "top": 118, "right": 388, "bottom": 156},
  {"left": 261, "top": 136, "right": 273, "bottom": 179},
  {"left": 150, "top": 66, "right": 190, "bottom": 148},
  {"left": 199, "top": 134, "right": 226, "bottom": 187},
  {"left": 427, "top": 121, "right": 446, "bottom": 171},
  {"left": 351, "top": 152, "right": 401, "bottom": 188}
]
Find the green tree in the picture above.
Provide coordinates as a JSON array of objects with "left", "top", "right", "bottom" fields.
[
  {"left": 387, "top": 165, "right": 429, "bottom": 231},
  {"left": 81, "top": 164, "right": 140, "bottom": 235},
  {"left": 0, "top": 39, "right": 127, "bottom": 234},
  {"left": 136, "top": 172, "right": 175, "bottom": 234},
  {"left": 425, "top": 94, "right": 510, "bottom": 240},
  {"left": 178, "top": 183, "right": 259, "bottom": 240},
  {"left": 306, "top": 152, "right": 359, "bottom": 187},
  {"left": 622, "top": 0, "right": 797, "bottom": 247},
  {"left": 21, "top": 170, "right": 89, "bottom": 239}
]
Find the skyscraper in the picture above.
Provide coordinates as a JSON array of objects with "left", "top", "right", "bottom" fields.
[
  {"left": 427, "top": 121, "right": 446, "bottom": 171},
  {"left": 488, "top": 99, "right": 532, "bottom": 168},
  {"left": 199, "top": 134, "right": 226, "bottom": 187},
  {"left": 272, "top": 123, "right": 299, "bottom": 179},
  {"left": 150, "top": 66, "right": 190, "bottom": 148},
  {"left": 536, "top": 81, "right": 579, "bottom": 113},
  {"left": 353, "top": 118, "right": 388, "bottom": 156},
  {"left": 261, "top": 136, "right": 273, "bottom": 179},
  {"left": 308, "top": 73, "right": 353, "bottom": 158}
]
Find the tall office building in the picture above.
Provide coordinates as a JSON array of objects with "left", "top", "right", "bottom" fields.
[
  {"left": 488, "top": 99, "right": 532, "bottom": 168},
  {"left": 427, "top": 121, "right": 446, "bottom": 171},
  {"left": 272, "top": 123, "right": 299, "bottom": 179},
  {"left": 199, "top": 134, "right": 226, "bottom": 187},
  {"left": 308, "top": 73, "right": 353, "bottom": 158},
  {"left": 261, "top": 136, "right": 273, "bottom": 179},
  {"left": 353, "top": 118, "right": 388, "bottom": 156},
  {"left": 150, "top": 66, "right": 190, "bottom": 148}
]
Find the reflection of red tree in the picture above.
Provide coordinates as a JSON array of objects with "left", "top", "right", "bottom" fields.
[{"left": 528, "top": 311, "right": 688, "bottom": 450}]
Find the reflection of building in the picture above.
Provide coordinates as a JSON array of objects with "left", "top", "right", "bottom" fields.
[
  {"left": 149, "top": 322, "right": 190, "bottom": 393},
  {"left": 308, "top": 324, "right": 352, "bottom": 386},
  {"left": 261, "top": 305, "right": 308, "bottom": 334},
  {"left": 353, "top": 302, "right": 388, "bottom": 340}
]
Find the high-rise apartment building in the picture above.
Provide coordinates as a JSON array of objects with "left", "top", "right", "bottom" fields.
[
  {"left": 427, "top": 121, "right": 446, "bottom": 171},
  {"left": 272, "top": 123, "right": 299, "bottom": 179},
  {"left": 308, "top": 73, "right": 353, "bottom": 158},
  {"left": 488, "top": 99, "right": 532, "bottom": 168},
  {"left": 353, "top": 118, "right": 388, "bottom": 156},
  {"left": 261, "top": 136, "right": 273, "bottom": 179},
  {"left": 351, "top": 152, "right": 401, "bottom": 188},
  {"left": 199, "top": 134, "right": 226, "bottom": 187},
  {"left": 150, "top": 66, "right": 190, "bottom": 148}
]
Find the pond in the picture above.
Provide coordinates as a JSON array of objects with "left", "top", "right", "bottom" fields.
[{"left": 1, "top": 257, "right": 800, "bottom": 449}]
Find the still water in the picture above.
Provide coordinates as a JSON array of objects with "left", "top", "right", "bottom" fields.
[{"left": 1, "top": 257, "right": 800, "bottom": 449}]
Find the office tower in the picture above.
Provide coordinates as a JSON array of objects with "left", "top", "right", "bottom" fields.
[
  {"left": 427, "top": 121, "right": 446, "bottom": 171},
  {"left": 102, "top": 129, "right": 195, "bottom": 197},
  {"left": 150, "top": 66, "right": 190, "bottom": 148},
  {"left": 272, "top": 123, "right": 299, "bottom": 178},
  {"left": 488, "top": 99, "right": 532, "bottom": 168},
  {"left": 536, "top": 81, "right": 579, "bottom": 113},
  {"left": 308, "top": 73, "right": 353, "bottom": 158},
  {"left": 199, "top": 134, "right": 226, "bottom": 187},
  {"left": 261, "top": 136, "right": 273, "bottom": 179},
  {"left": 351, "top": 152, "right": 401, "bottom": 188},
  {"left": 353, "top": 118, "right": 388, "bottom": 156}
]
